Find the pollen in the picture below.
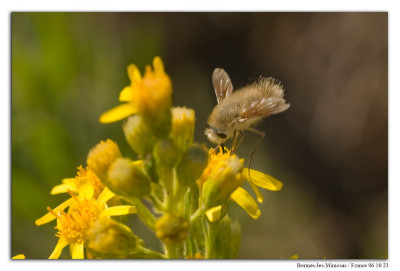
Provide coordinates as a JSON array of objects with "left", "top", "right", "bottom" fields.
[
  {"left": 198, "top": 147, "right": 241, "bottom": 188},
  {"left": 49, "top": 193, "right": 102, "bottom": 244}
]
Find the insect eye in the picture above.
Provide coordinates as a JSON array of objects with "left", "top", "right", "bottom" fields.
[{"left": 217, "top": 132, "right": 227, "bottom": 139}]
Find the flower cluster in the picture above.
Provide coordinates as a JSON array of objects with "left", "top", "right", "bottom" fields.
[{"left": 22, "top": 56, "right": 283, "bottom": 259}]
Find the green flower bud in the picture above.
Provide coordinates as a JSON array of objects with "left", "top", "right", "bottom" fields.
[
  {"left": 153, "top": 139, "right": 179, "bottom": 191},
  {"left": 153, "top": 139, "right": 179, "bottom": 169},
  {"left": 85, "top": 217, "right": 138, "bottom": 259},
  {"left": 170, "top": 107, "right": 195, "bottom": 153},
  {"left": 155, "top": 213, "right": 189, "bottom": 245},
  {"left": 123, "top": 115, "right": 157, "bottom": 157},
  {"left": 106, "top": 158, "right": 150, "bottom": 198},
  {"left": 176, "top": 144, "right": 209, "bottom": 187}
]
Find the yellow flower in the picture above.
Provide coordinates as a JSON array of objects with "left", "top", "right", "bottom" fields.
[
  {"left": 35, "top": 188, "right": 136, "bottom": 259},
  {"left": 199, "top": 147, "right": 283, "bottom": 221},
  {"left": 200, "top": 147, "right": 247, "bottom": 210},
  {"left": 50, "top": 166, "right": 104, "bottom": 199},
  {"left": 100, "top": 56, "right": 172, "bottom": 124}
]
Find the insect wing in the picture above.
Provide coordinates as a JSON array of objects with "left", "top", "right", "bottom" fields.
[
  {"left": 239, "top": 97, "right": 290, "bottom": 122},
  {"left": 212, "top": 68, "right": 233, "bottom": 103}
]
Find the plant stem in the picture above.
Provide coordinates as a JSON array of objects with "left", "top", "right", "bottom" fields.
[
  {"left": 126, "top": 196, "right": 156, "bottom": 231},
  {"left": 164, "top": 243, "right": 178, "bottom": 259},
  {"left": 190, "top": 205, "right": 205, "bottom": 223}
]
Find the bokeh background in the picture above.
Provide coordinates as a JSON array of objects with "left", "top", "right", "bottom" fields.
[{"left": 11, "top": 12, "right": 388, "bottom": 259}]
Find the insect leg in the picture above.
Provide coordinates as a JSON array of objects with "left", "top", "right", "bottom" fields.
[
  {"left": 232, "top": 130, "right": 244, "bottom": 153},
  {"left": 245, "top": 127, "right": 265, "bottom": 182}
]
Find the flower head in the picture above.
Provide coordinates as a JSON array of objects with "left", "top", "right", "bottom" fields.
[
  {"left": 36, "top": 187, "right": 136, "bottom": 259},
  {"left": 100, "top": 56, "right": 172, "bottom": 124},
  {"left": 200, "top": 147, "right": 247, "bottom": 209},
  {"left": 199, "top": 147, "right": 283, "bottom": 221}
]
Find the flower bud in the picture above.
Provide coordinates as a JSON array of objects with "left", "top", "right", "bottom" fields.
[
  {"left": 201, "top": 155, "right": 246, "bottom": 209},
  {"left": 106, "top": 158, "right": 150, "bottom": 198},
  {"left": 85, "top": 217, "right": 138, "bottom": 258},
  {"left": 153, "top": 139, "right": 179, "bottom": 190},
  {"left": 176, "top": 144, "right": 209, "bottom": 187},
  {"left": 170, "top": 107, "right": 195, "bottom": 153},
  {"left": 87, "top": 139, "right": 121, "bottom": 181},
  {"left": 155, "top": 213, "right": 189, "bottom": 245},
  {"left": 153, "top": 139, "right": 179, "bottom": 169},
  {"left": 123, "top": 115, "right": 157, "bottom": 157}
]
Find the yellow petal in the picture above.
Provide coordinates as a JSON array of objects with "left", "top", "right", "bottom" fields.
[
  {"left": 71, "top": 240, "right": 85, "bottom": 259},
  {"left": 127, "top": 64, "right": 141, "bottom": 83},
  {"left": 12, "top": 254, "right": 26, "bottom": 259},
  {"left": 247, "top": 169, "right": 283, "bottom": 191},
  {"left": 119, "top": 86, "right": 133, "bottom": 102},
  {"left": 205, "top": 205, "right": 222, "bottom": 222},
  {"left": 289, "top": 254, "right": 299, "bottom": 259},
  {"left": 250, "top": 182, "right": 264, "bottom": 203},
  {"left": 100, "top": 205, "right": 137, "bottom": 217},
  {"left": 35, "top": 198, "right": 75, "bottom": 226},
  {"left": 99, "top": 103, "right": 137, "bottom": 123},
  {"left": 97, "top": 187, "right": 115, "bottom": 206},
  {"left": 49, "top": 238, "right": 69, "bottom": 259},
  {"left": 153, "top": 56, "right": 165, "bottom": 75},
  {"left": 77, "top": 181, "right": 94, "bottom": 200},
  {"left": 50, "top": 179, "right": 76, "bottom": 195},
  {"left": 230, "top": 187, "right": 261, "bottom": 219}
]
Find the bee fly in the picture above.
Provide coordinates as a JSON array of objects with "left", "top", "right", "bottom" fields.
[{"left": 205, "top": 68, "right": 290, "bottom": 175}]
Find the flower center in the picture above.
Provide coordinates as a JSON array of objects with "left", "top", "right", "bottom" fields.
[{"left": 49, "top": 197, "right": 102, "bottom": 243}]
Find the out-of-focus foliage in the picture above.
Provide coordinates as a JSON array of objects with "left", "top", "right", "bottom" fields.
[{"left": 12, "top": 12, "right": 387, "bottom": 259}]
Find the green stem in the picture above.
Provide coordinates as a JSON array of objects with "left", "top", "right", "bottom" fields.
[
  {"left": 148, "top": 194, "right": 166, "bottom": 212},
  {"left": 164, "top": 243, "right": 178, "bottom": 259},
  {"left": 133, "top": 246, "right": 167, "bottom": 259},
  {"left": 190, "top": 205, "right": 205, "bottom": 223},
  {"left": 204, "top": 219, "right": 218, "bottom": 259},
  {"left": 126, "top": 196, "right": 156, "bottom": 231}
]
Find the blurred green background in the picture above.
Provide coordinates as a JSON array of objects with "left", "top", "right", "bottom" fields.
[{"left": 11, "top": 12, "right": 387, "bottom": 259}]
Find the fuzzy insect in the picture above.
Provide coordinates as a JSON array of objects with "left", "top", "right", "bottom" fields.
[{"left": 205, "top": 68, "right": 290, "bottom": 168}]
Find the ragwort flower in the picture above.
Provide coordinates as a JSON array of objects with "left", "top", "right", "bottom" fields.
[
  {"left": 35, "top": 187, "right": 136, "bottom": 259},
  {"left": 199, "top": 147, "right": 283, "bottom": 221},
  {"left": 99, "top": 56, "right": 172, "bottom": 124}
]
